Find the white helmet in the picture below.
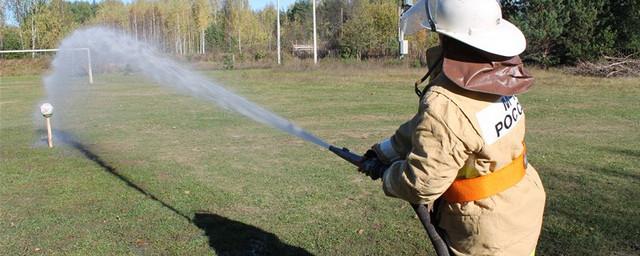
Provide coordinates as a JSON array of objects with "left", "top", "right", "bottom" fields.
[{"left": 400, "top": 0, "right": 526, "bottom": 57}]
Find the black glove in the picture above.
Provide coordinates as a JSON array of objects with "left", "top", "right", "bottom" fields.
[{"left": 358, "top": 149, "right": 389, "bottom": 180}]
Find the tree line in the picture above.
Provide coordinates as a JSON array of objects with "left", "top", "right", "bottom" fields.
[
  {"left": 504, "top": 0, "right": 640, "bottom": 66},
  {"left": 0, "top": 0, "right": 638, "bottom": 66}
]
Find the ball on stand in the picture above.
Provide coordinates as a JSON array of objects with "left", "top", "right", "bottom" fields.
[
  {"left": 40, "top": 103, "right": 54, "bottom": 148},
  {"left": 40, "top": 103, "right": 54, "bottom": 117}
]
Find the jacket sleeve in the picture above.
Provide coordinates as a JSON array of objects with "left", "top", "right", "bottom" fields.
[
  {"left": 373, "top": 113, "right": 420, "bottom": 164},
  {"left": 375, "top": 47, "right": 445, "bottom": 164},
  {"left": 381, "top": 93, "right": 472, "bottom": 204}
]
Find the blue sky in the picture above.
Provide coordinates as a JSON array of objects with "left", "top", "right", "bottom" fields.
[{"left": 250, "top": 0, "right": 298, "bottom": 11}]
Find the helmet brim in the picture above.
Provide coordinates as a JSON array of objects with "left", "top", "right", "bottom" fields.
[
  {"left": 400, "top": 0, "right": 526, "bottom": 57},
  {"left": 437, "top": 19, "right": 526, "bottom": 57}
]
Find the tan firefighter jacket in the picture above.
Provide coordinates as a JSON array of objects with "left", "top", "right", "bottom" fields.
[{"left": 374, "top": 47, "right": 546, "bottom": 255}]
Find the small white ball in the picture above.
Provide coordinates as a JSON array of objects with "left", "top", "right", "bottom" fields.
[{"left": 40, "top": 103, "right": 54, "bottom": 117}]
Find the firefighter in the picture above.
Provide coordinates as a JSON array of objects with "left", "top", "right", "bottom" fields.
[{"left": 358, "top": 0, "right": 546, "bottom": 255}]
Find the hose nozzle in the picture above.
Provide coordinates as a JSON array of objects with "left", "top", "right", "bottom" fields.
[{"left": 328, "top": 145, "right": 364, "bottom": 168}]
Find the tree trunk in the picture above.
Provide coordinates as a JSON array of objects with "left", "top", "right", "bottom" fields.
[
  {"left": 133, "top": 14, "right": 136, "bottom": 39},
  {"left": 31, "top": 16, "right": 35, "bottom": 58},
  {"left": 19, "top": 31, "right": 24, "bottom": 50},
  {"left": 176, "top": 14, "right": 181, "bottom": 55},
  {"left": 151, "top": 9, "right": 156, "bottom": 44},
  {"left": 201, "top": 29, "right": 205, "bottom": 54},
  {"left": 186, "top": 17, "right": 190, "bottom": 55},
  {"left": 142, "top": 13, "right": 149, "bottom": 42},
  {"left": 176, "top": 34, "right": 180, "bottom": 54}
]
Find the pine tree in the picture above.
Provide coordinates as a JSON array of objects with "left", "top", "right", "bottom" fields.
[
  {"left": 511, "top": 0, "right": 567, "bottom": 66},
  {"left": 560, "top": 0, "right": 614, "bottom": 62},
  {"left": 604, "top": 0, "right": 640, "bottom": 55}
]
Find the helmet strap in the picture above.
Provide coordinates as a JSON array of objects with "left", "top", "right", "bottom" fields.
[
  {"left": 425, "top": 0, "right": 437, "bottom": 31},
  {"left": 414, "top": 53, "right": 444, "bottom": 98},
  {"left": 414, "top": 1, "right": 440, "bottom": 98}
]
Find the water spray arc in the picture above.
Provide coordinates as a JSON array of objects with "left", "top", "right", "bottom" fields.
[
  {"left": 43, "top": 27, "right": 447, "bottom": 255},
  {"left": 43, "top": 27, "right": 329, "bottom": 149}
]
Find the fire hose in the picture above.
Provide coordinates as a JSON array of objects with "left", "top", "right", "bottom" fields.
[{"left": 329, "top": 146, "right": 451, "bottom": 256}]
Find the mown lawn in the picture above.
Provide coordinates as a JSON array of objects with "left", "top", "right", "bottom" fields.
[{"left": 1, "top": 65, "right": 638, "bottom": 255}]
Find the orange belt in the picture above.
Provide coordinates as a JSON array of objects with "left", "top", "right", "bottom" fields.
[{"left": 443, "top": 145, "right": 527, "bottom": 203}]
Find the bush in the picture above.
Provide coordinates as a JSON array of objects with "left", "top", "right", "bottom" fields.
[
  {"left": 1, "top": 28, "right": 25, "bottom": 59},
  {"left": 254, "top": 51, "right": 266, "bottom": 61},
  {"left": 223, "top": 54, "right": 235, "bottom": 70}
]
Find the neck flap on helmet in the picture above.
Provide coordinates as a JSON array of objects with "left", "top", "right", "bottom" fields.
[{"left": 441, "top": 38, "right": 534, "bottom": 96}]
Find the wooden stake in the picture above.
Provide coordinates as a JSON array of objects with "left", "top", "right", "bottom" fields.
[{"left": 46, "top": 117, "right": 53, "bottom": 148}]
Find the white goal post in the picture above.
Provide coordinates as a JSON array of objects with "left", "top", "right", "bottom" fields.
[{"left": 0, "top": 48, "right": 93, "bottom": 84}]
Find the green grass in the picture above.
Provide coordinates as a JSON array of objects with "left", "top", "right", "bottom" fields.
[{"left": 1, "top": 66, "right": 639, "bottom": 255}]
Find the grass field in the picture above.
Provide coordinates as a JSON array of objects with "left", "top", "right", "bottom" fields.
[{"left": 1, "top": 65, "right": 639, "bottom": 255}]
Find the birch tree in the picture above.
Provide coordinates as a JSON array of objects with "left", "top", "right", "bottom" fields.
[
  {"left": 7, "top": 0, "right": 37, "bottom": 51},
  {"left": 94, "top": 0, "right": 129, "bottom": 30},
  {"left": 193, "top": 0, "right": 211, "bottom": 54},
  {"left": 0, "top": 0, "right": 5, "bottom": 50},
  {"left": 35, "top": 0, "right": 72, "bottom": 49},
  {"left": 222, "top": 0, "right": 249, "bottom": 54}
]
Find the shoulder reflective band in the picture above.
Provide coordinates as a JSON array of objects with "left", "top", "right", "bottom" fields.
[{"left": 443, "top": 144, "right": 527, "bottom": 203}]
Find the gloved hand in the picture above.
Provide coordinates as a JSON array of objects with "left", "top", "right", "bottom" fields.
[{"left": 358, "top": 149, "right": 389, "bottom": 180}]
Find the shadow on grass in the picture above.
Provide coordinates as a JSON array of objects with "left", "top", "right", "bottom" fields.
[
  {"left": 48, "top": 130, "right": 313, "bottom": 255},
  {"left": 608, "top": 148, "right": 640, "bottom": 158},
  {"left": 595, "top": 146, "right": 640, "bottom": 158},
  {"left": 585, "top": 146, "right": 640, "bottom": 180},
  {"left": 536, "top": 161, "right": 640, "bottom": 255},
  {"left": 193, "top": 212, "right": 312, "bottom": 256}
]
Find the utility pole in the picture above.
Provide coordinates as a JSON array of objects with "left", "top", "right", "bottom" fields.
[
  {"left": 398, "top": 0, "right": 411, "bottom": 58},
  {"left": 277, "top": 0, "right": 281, "bottom": 64},
  {"left": 312, "top": 0, "right": 317, "bottom": 64}
]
